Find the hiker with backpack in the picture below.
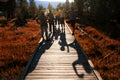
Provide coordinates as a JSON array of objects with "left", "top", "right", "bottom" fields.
[
  {"left": 36, "top": 11, "right": 49, "bottom": 42},
  {"left": 47, "top": 10, "right": 55, "bottom": 34}
]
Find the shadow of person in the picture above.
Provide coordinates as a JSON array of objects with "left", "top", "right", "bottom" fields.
[
  {"left": 27, "top": 39, "right": 54, "bottom": 73},
  {"left": 53, "top": 27, "right": 60, "bottom": 40},
  {"left": 58, "top": 26, "right": 69, "bottom": 52},
  {"left": 61, "top": 23, "right": 65, "bottom": 33},
  {"left": 68, "top": 39, "right": 92, "bottom": 78}
]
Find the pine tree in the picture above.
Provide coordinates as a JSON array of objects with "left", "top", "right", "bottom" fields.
[
  {"left": 29, "top": 0, "right": 37, "bottom": 18},
  {"left": 0, "top": 0, "right": 16, "bottom": 19},
  {"left": 64, "top": 0, "right": 70, "bottom": 19},
  {"left": 37, "top": 5, "right": 44, "bottom": 15},
  {"left": 16, "top": 0, "right": 28, "bottom": 25},
  {"left": 74, "top": 0, "right": 84, "bottom": 17},
  {"left": 47, "top": 3, "right": 53, "bottom": 11}
]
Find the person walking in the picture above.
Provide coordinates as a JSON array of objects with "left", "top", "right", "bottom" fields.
[
  {"left": 60, "top": 11, "right": 65, "bottom": 32},
  {"left": 69, "top": 7, "right": 76, "bottom": 35},
  {"left": 47, "top": 10, "right": 55, "bottom": 34},
  {"left": 36, "top": 11, "right": 49, "bottom": 42}
]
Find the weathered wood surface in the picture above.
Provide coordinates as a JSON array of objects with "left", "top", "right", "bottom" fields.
[{"left": 24, "top": 24, "right": 100, "bottom": 80}]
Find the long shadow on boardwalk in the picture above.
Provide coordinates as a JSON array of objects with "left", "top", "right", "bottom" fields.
[
  {"left": 27, "top": 40, "right": 54, "bottom": 73},
  {"left": 69, "top": 38, "right": 93, "bottom": 78},
  {"left": 58, "top": 26, "right": 69, "bottom": 52}
]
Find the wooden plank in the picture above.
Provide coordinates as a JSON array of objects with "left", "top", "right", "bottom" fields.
[
  {"left": 31, "top": 69, "right": 89, "bottom": 72},
  {"left": 25, "top": 76, "right": 96, "bottom": 79},
  {"left": 37, "top": 63, "right": 84, "bottom": 66},
  {"left": 45, "top": 50, "right": 77, "bottom": 53},
  {"left": 34, "top": 66, "right": 91, "bottom": 71},
  {"left": 27, "top": 73, "right": 95, "bottom": 77}
]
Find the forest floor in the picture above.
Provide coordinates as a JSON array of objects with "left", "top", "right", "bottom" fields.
[{"left": 0, "top": 19, "right": 120, "bottom": 80}]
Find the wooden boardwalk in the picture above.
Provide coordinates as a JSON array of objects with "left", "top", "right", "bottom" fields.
[{"left": 22, "top": 24, "right": 102, "bottom": 80}]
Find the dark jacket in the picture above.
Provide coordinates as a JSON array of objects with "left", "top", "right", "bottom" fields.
[
  {"left": 36, "top": 11, "right": 47, "bottom": 26},
  {"left": 47, "top": 12, "right": 54, "bottom": 23}
]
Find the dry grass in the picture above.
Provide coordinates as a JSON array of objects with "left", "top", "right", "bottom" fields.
[
  {"left": 0, "top": 19, "right": 40, "bottom": 80},
  {"left": 71, "top": 24, "right": 120, "bottom": 80}
]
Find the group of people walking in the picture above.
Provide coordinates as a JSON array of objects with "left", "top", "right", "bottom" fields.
[
  {"left": 36, "top": 9, "right": 65, "bottom": 42},
  {"left": 36, "top": 7, "right": 77, "bottom": 42}
]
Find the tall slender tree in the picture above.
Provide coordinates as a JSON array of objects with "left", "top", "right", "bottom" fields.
[
  {"left": 47, "top": 3, "right": 53, "bottom": 11},
  {"left": 37, "top": 5, "right": 44, "bottom": 14},
  {"left": 74, "top": 0, "right": 84, "bottom": 17},
  {"left": 0, "top": 0, "right": 16, "bottom": 19},
  {"left": 29, "top": 0, "right": 37, "bottom": 18},
  {"left": 16, "top": 0, "right": 28, "bottom": 25},
  {"left": 64, "top": 0, "right": 70, "bottom": 19}
]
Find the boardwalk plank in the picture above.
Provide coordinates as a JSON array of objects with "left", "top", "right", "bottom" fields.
[{"left": 25, "top": 76, "right": 96, "bottom": 80}]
